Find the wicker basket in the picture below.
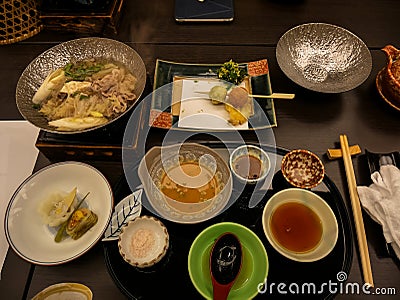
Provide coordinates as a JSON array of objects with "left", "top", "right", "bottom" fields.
[{"left": 0, "top": 0, "right": 42, "bottom": 45}]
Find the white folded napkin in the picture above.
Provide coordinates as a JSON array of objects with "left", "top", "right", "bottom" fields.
[
  {"left": 0, "top": 121, "right": 39, "bottom": 279},
  {"left": 357, "top": 163, "right": 400, "bottom": 260}
]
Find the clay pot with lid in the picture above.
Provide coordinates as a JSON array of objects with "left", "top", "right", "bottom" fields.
[{"left": 381, "top": 45, "right": 400, "bottom": 105}]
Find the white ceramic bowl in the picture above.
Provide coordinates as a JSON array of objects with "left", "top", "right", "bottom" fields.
[
  {"left": 229, "top": 144, "right": 271, "bottom": 184},
  {"left": 118, "top": 215, "right": 169, "bottom": 268},
  {"left": 5, "top": 161, "right": 113, "bottom": 265},
  {"left": 276, "top": 23, "right": 372, "bottom": 93},
  {"left": 262, "top": 188, "right": 338, "bottom": 262},
  {"left": 32, "top": 283, "right": 92, "bottom": 300}
]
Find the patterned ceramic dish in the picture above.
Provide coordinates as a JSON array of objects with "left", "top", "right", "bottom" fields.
[
  {"left": 118, "top": 215, "right": 169, "bottom": 268},
  {"left": 376, "top": 68, "right": 400, "bottom": 112},
  {"left": 229, "top": 144, "right": 271, "bottom": 184},
  {"left": 16, "top": 37, "right": 146, "bottom": 134},
  {"left": 281, "top": 149, "right": 324, "bottom": 189},
  {"left": 380, "top": 45, "right": 400, "bottom": 107},
  {"left": 102, "top": 189, "right": 143, "bottom": 242},
  {"left": 276, "top": 23, "right": 372, "bottom": 93}
]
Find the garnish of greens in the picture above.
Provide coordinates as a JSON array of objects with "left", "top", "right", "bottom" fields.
[
  {"left": 63, "top": 61, "right": 104, "bottom": 81},
  {"left": 216, "top": 60, "right": 248, "bottom": 85},
  {"left": 55, "top": 192, "right": 90, "bottom": 243}
]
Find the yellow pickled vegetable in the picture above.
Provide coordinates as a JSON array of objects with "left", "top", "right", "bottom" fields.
[{"left": 209, "top": 86, "right": 227, "bottom": 104}]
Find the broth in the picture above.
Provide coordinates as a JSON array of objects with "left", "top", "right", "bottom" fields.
[
  {"left": 233, "top": 155, "right": 262, "bottom": 179},
  {"left": 270, "top": 202, "right": 322, "bottom": 252},
  {"left": 160, "top": 162, "right": 217, "bottom": 203}
]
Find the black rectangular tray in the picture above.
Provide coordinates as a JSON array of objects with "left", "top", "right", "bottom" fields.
[
  {"left": 103, "top": 142, "right": 353, "bottom": 299},
  {"left": 364, "top": 149, "right": 400, "bottom": 259}
]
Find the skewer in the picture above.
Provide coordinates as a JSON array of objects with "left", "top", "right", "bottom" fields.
[
  {"left": 339, "top": 134, "right": 374, "bottom": 287},
  {"left": 194, "top": 90, "right": 295, "bottom": 99},
  {"left": 247, "top": 93, "right": 295, "bottom": 99}
]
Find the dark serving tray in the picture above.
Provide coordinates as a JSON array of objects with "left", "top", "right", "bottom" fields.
[
  {"left": 103, "top": 144, "right": 353, "bottom": 299},
  {"left": 365, "top": 149, "right": 400, "bottom": 174},
  {"left": 364, "top": 149, "right": 400, "bottom": 259}
]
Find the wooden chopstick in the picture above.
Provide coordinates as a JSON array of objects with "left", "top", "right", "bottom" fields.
[{"left": 340, "top": 134, "right": 374, "bottom": 287}]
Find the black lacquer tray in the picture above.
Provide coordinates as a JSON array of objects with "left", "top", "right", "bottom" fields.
[
  {"left": 103, "top": 144, "right": 353, "bottom": 299},
  {"left": 365, "top": 149, "right": 400, "bottom": 174},
  {"left": 364, "top": 149, "right": 400, "bottom": 260}
]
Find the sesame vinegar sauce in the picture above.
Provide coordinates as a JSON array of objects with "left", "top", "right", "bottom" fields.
[{"left": 233, "top": 154, "right": 262, "bottom": 179}]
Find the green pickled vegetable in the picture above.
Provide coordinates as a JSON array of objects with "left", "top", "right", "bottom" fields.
[
  {"left": 64, "top": 61, "right": 105, "bottom": 81},
  {"left": 54, "top": 192, "right": 90, "bottom": 243},
  {"left": 216, "top": 60, "right": 247, "bottom": 85},
  {"left": 209, "top": 86, "right": 227, "bottom": 104}
]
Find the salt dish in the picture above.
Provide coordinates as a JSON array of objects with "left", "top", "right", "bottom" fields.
[{"left": 118, "top": 215, "right": 169, "bottom": 268}]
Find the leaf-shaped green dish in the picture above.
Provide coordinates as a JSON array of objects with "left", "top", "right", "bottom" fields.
[{"left": 102, "top": 189, "right": 142, "bottom": 241}]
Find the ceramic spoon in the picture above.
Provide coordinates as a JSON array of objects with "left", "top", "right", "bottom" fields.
[{"left": 210, "top": 232, "right": 243, "bottom": 300}]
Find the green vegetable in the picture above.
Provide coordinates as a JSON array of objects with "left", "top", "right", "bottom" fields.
[
  {"left": 217, "top": 60, "right": 247, "bottom": 85},
  {"left": 63, "top": 61, "right": 105, "bottom": 81},
  {"left": 54, "top": 192, "right": 90, "bottom": 243},
  {"left": 209, "top": 85, "right": 227, "bottom": 104}
]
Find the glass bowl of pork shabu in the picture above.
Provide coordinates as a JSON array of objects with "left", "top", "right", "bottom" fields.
[{"left": 16, "top": 37, "right": 146, "bottom": 134}]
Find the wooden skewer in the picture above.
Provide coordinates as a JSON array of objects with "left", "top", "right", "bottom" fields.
[
  {"left": 248, "top": 93, "right": 295, "bottom": 99},
  {"left": 195, "top": 90, "right": 295, "bottom": 99},
  {"left": 339, "top": 134, "right": 374, "bottom": 287}
]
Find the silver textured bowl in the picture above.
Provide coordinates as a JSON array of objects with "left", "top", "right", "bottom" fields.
[
  {"left": 276, "top": 23, "right": 372, "bottom": 93},
  {"left": 16, "top": 37, "right": 146, "bottom": 134}
]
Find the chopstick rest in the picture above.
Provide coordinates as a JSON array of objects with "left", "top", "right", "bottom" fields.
[
  {"left": 327, "top": 145, "right": 361, "bottom": 159},
  {"left": 327, "top": 135, "right": 374, "bottom": 287}
]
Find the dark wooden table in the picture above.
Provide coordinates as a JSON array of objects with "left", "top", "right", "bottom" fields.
[{"left": 1, "top": 0, "right": 399, "bottom": 299}]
